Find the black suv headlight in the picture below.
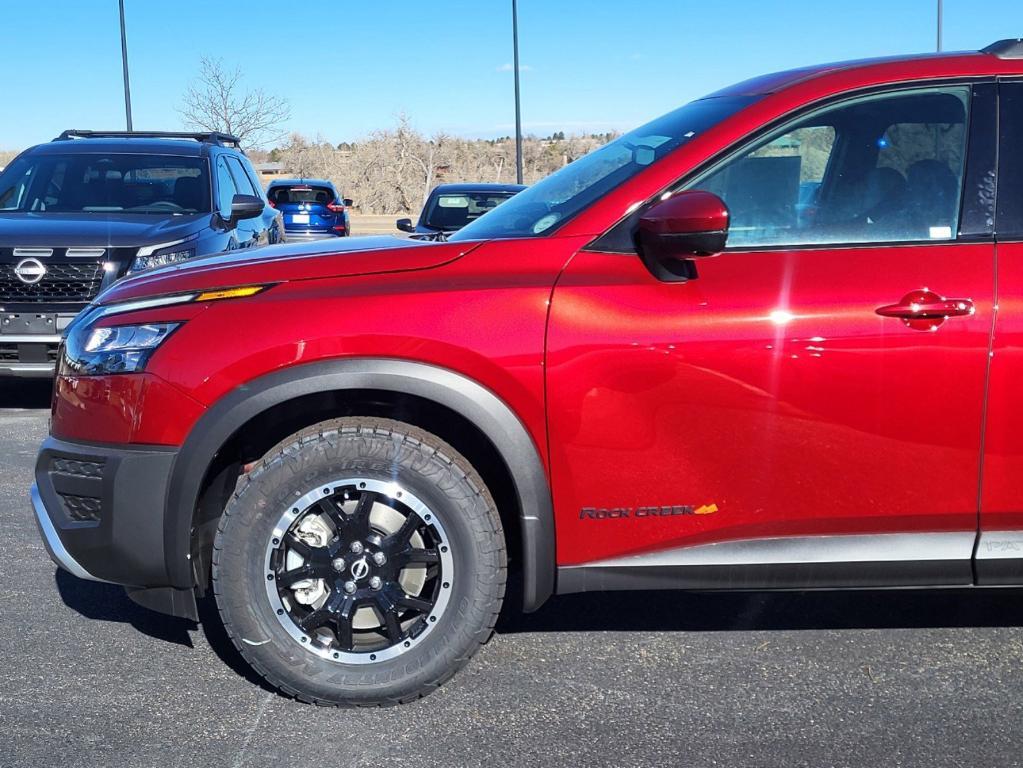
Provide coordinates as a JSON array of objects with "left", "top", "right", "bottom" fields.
[{"left": 128, "top": 235, "right": 199, "bottom": 274}]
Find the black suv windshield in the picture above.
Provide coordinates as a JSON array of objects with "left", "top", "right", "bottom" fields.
[
  {"left": 448, "top": 95, "right": 759, "bottom": 241},
  {"left": 424, "top": 191, "right": 517, "bottom": 231},
  {"left": 0, "top": 153, "right": 211, "bottom": 215}
]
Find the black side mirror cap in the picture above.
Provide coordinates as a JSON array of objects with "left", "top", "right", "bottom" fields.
[
  {"left": 225, "top": 194, "right": 265, "bottom": 228},
  {"left": 396, "top": 218, "right": 415, "bottom": 233},
  {"left": 343, "top": 198, "right": 354, "bottom": 207}
]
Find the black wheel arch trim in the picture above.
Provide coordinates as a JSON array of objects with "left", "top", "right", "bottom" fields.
[{"left": 165, "top": 358, "right": 556, "bottom": 612}]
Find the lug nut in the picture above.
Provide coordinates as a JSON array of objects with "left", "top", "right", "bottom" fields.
[
  {"left": 331, "top": 557, "right": 346, "bottom": 572},
  {"left": 369, "top": 576, "right": 382, "bottom": 591},
  {"left": 349, "top": 541, "right": 364, "bottom": 555},
  {"left": 372, "top": 551, "right": 386, "bottom": 566},
  {"left": 343, "top": 581, "right": 357, "bottom": 594}
]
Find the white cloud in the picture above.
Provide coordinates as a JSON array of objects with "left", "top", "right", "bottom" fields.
[{"left": 497, "top": 62, "right": 532, "bottom": 72}]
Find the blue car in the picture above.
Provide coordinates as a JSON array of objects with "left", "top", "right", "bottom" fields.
[{"left": 267, "top": 179, "right": 352, "bottom": 238}]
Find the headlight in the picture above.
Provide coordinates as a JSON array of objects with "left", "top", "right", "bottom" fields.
[
  {"left": 65, "top": 321, "right": 179, "bottom": 375},
  {"left": 129, "top": 247, "right": 195, "bottom": 274},
  {"left": 128, "top": 235, "right": 200, "bottom": 274}
]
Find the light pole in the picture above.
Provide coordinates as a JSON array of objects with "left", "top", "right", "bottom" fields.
[
  {"left": 119, "top": 0, "right": 133, "bottom": 130},
  {"left": 936, "top": 0, "right": 943, "bottom": 52},
  {"left": 512, "top": 0, "right": 523, "bottom": 184}
]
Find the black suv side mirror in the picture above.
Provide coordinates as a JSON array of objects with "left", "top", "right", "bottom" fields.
[
  {"left": 396, "top": 218, "right": 415, "bottom": 233},
  {"left": 343, "top": 198, "right": 354, "bottom": 207},
  {"left": 224, "top": 194, "right": 265, "bottom": 229}
]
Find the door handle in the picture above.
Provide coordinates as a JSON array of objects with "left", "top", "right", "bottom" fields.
[{"left": 876, "top": 289, "right": 975, "bottom": 331}]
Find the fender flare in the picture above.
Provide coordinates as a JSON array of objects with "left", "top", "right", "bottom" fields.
[{"left": 164, "top": 358, "right": 555, "bottom": 611}]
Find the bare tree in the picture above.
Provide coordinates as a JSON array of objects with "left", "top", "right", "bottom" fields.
[
  {"left": 178, "top": 57, "right": 291, "bottom": 147},
  {"left": 273, "top": 115, "right": 618, "bottom": 215}
]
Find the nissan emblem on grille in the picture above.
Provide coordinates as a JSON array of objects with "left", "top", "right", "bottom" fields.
[{"left": 13, "top": 258, "right": 47, "bottom": 285}]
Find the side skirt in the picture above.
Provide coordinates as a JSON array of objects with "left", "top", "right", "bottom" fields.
[
  {"left": 975, "top": 531, "right": 1023, "bottom": 584},
  {"left": 557, "top": 532, "right": 977, "bottom": 594}
]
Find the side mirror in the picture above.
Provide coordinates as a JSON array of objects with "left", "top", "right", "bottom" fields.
[
  {"left": 226, "top": 194, "right": 265, "bottom": 228},
  {"left": 343, "top": 198, "right": 354, "bottom": 207},
  {"left": 396, "top": 217, "right": 415, "bottom": 233},
  {"left": 637, "top": 190, "right": 729, "bottom": 261}
]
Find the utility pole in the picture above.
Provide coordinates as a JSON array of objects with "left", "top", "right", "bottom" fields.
[
  {"left": 512, "top": 0, "right": 523, "bottom": 184},
  {"left": 119, "top": 0, "right": 133, "bottom": 130},
  {"left": 936, "top": 0, "right": 943, "bottom": 52}
]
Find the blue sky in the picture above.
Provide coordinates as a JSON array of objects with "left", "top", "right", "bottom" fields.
[{"left": 2, "top": 0, "right": 1022, "bottom": 150}]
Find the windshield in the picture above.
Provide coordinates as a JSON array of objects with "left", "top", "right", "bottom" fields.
[
  {"left": 0, "top": 153, "right": 211, "bottom": 215},
  {"left": 423, "top": 191, "right": 518, "bottom": 231},
  {"left": 449, "top": 95, "right": 759, "bottom": 241}
]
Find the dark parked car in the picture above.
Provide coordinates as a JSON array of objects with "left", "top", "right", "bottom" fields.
[
  {"left": 267, "top": 179, "right": 352, "bottom": 239},
  {"left": 0, "top": 130, "right": 282, "bottom": 376},
  {"left": 396, "top": 182, "right": 525, "bottom": 238}
]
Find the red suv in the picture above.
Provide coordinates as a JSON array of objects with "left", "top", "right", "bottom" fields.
[{"left": 32, "top": 41, "right": 1023, "bottom": 706}]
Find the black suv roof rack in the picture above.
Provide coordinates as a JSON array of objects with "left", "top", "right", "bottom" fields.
[
  {"left": 53, "top": 130, "right": 244, "bottom": 148},
  {"left": 982, "top": 39, "right": 1023, "bottom": 59}
]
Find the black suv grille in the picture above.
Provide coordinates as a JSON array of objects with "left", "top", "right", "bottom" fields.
[{"left": 0, "top": 262, "right": 103, "bottom": 303}]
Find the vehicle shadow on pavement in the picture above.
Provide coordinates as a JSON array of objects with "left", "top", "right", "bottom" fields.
[
  {"left": 54, "top": 570, "right": 278, "bottom": 693},
  {"left": 55, "top": 570, "right": 196, "bottom": 647},
  {"left": 0, "top": 379, "right": 52, "bottom": 409},
  {"left": 498, "top": 587, "right": 1023, "bottom": 634}
]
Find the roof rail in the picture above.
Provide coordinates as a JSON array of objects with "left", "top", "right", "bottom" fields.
[
  {"left": 53, "top": 130, "right": 244, "bottom": 149},
  {"left": 981, "top": 39, "right": 1023, "bottom": 59}
]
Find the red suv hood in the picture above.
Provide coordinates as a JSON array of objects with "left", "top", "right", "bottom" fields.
[{"left": 98, "top": 235, "right": 482, "bottom": 304}]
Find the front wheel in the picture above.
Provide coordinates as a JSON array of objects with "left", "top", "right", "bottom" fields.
[{"left": 212, "top": 418, "right": 506, "bottom": 706}]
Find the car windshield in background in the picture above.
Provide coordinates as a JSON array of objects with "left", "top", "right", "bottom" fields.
[
  {"left": 270, "top": 186, "right": 335, "bottom": 205},
  {"left": 0, "top": 153, "right": 211, "bottom": 214},
  {"left": 448, "top": 95, "right": 760, "bottom": 241},
  {"left": 424, "top": 192, "right": 517, "bottom": 231}
]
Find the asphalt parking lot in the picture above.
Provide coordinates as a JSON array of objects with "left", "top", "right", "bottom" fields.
[{"left": 3, "top": 380, "right": 1023, "bottom": 767}]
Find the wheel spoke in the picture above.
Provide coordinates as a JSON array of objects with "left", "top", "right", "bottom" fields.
[
  {"left": 298, "top": 607, "right": 332, "bottom": 632},
  {"left": 334, "top": 596, "right": 357, "bottom": 651},
  {"left": 388, "top": 511, "right": 420, "bottom": 548},
  {"left": 315, "top": 497, "right": 347, "bottom": 530},
  {"left": 395, "top": 593, "right": 433, "bottom": 614},
  {"left": 286, "top": 532, "right": 315, "bottom": 559},
  {"left": 374, "top": 595, "right": 404, "bottom": 643},
  {"left": 394, "top": 547, "right": 439, "bottom": 567},
  {"left": 277, "top": 563, "right": 325, "bottom": 587}
]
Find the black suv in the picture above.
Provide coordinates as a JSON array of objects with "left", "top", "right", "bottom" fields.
[{"left": 0, "top": 130, "right": 283, "bottom": 376}]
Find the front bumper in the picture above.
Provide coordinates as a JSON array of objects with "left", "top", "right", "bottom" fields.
[
  {"left": 32, "top": 435, "right": 184, "bottom": 596},
  {"left": 0, "top": 333, "right": 62, "bottom": 377}
]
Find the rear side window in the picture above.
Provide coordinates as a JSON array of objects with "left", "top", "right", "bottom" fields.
[
  {"left": 226, "top": 156, "right": 258, "bottom": 196},
  {"left": 268, "top": 185, "right": 334, "bottom": 205},
  {"left": 216, "top": 156, "right": 239, "bottom": 215},
  {"left": 687, "top": 85, "right": 970, "bottom": 248},
  {"left": 0, "top": 153, "right": 210, "bottom": 214}
]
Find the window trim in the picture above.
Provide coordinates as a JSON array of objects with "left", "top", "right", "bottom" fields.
[
  {"left": 995, "top": 77, "right": 1023, "bottom": 241},
  {"left": 587, "top": 77, "right": 996, "bottom": 256}
]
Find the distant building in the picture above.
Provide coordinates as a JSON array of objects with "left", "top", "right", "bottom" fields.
[{"left": 253, "top": 162, "right": 288, "bottom": 181}]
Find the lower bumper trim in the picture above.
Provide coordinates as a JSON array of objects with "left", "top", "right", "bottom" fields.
[{"left": 31, "top": 483, "right": 109, "bottom": 582}]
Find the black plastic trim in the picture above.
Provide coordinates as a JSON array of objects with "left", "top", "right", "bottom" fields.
[
  {"left": 34, "top": 436, "right": 179, "bottom": 586},
  {"left": 165, "top": 358, "right": 556, "bottom": 612},
  {"left": 559, "top": 559, "right": 973, "bottom": 594}
]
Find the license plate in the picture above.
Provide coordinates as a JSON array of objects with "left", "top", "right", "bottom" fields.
[
  {"left": 290, "top": 214, "right": 310, "bottom": 224},
  {"left": 2, "top": 313, "right": 57, "bottom": 335}
]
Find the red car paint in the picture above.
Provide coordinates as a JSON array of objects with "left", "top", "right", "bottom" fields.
[{"left": 50, "top": 50, "right": 1023, "bottom": 570}]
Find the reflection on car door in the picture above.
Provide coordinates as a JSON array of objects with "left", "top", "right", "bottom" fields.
[{"left": 549, "top": 83, "right": 997, "bottom": 591}]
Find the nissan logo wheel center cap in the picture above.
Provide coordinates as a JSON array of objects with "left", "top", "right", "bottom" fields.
[{"left": 13, "top": 258, "right": 46, "bottom": 285}]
